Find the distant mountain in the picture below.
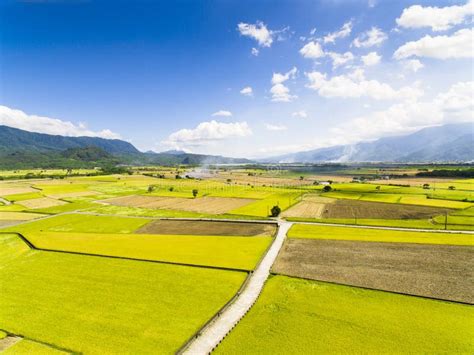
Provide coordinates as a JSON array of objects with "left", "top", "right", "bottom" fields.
[
  {"left": 264, "top": 123, "right": 474, "bottom": 163},
  {"left": 0, "top": 125, "right": 253, "bottom": 168}
]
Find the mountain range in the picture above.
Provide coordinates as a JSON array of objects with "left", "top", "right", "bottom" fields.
[
  {"left": 0, "top": 122, "right": 472, "bottom": 169},
  {"left": 264, "top": 123, "right": 473, "bottom": 163}
]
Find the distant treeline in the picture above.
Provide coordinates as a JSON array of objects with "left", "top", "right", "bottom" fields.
[{"left": 416, "top": 168, "right": 474, "bottom": 178}]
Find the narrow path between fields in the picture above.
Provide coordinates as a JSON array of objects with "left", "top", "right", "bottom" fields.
[
  {"left": 180, "top": 220, "right": 293, "bottom": 355},
  {"left": 0, "top": 197, "right": 12, "bottom": 206}
]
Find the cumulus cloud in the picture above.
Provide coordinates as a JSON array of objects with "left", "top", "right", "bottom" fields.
[
  {"left": 251, "top": 47, "right": 259, "bottom": 56},
  {"left": 240, "top": 86, "right": 253, "bottom": 96},
  {"left": 163, "top": 120, "right": 252, "bottom": 148},
  {"left": 323, "top": 21, "right": 353, "bottom": 44},
  {"left": 361, "top": 51, "right": 381, "bottom": 66},
  {"left": 394, "top": 28, "right": 474, "bottom": 60},
  {"left": 271, "top": 67, "right": 298, "bottom": 102},
  {"left": 237, "top": 21, "right": 274, "bottom": 47},
  {"left": 327, "top": 51, "right": 354, "bottom": 68},
  {"left": 396, "top": 0, "right": 474, "bottom": 31},
  {"left": 402, "top": 59, "right": 424, "bottom": 72},
  {"left": 265, "top": 123, "right": 287, "bottom": 131},
  {"left": 211, "top": 110, "right": 232, "bottom": 117},
  {"left": 331, "top": 81, "right": 474, "bottom": 142},
  {"left": 352, "top": 27, "right": 387, "bottom": 48},
  {"left": 0, "top": 105, "right": 120, "bottom": 139},
  {"left": 292, "top": 110, "right": 308, "bottom": 118},
  {"left": 306, "top": 69, "right": 423, "bottom": 100},
  {"left": 299, "top": 41, "right": 325, "bottom": 59}
]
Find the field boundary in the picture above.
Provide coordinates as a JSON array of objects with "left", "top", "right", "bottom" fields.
[
  {"left": 0, "top": 328, "right": 76, "bottom": 354},
  {"left": 270, "top": 273, "right": 474, "bottom": 306},
  {"left": 0, "top": 232, "right": 251, "bottom": 273}
]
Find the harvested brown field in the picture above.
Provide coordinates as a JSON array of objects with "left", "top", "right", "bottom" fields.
[
  {"left": 19, "top": 197, "right": 68, "bottom": 209},
  {"left": 47, "top": 191, "right": 98, "bottom": 199},
  {"left": 104, "top": 195, "right": 254, "bottom": 214},
  {"left": 321, "top": 199, "right": 451, "bottom": 219},
  {"left": 282, "top": 195, "right": 334, "bottom": 218},
  {"left": 273, "top": 238, "right": 474, "bottom": 303},
  {"left": 136, "top": 219, "right": 276, "bottom": 236},
  {"left": 0, "top": 187, "right": 36, "bottom": 196},
  {"left": 0, "top": 220, "right": 24, "bottom": 228}
]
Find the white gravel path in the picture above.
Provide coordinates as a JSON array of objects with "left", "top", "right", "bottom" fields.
[{"left": 182, "top": 221, "right": 293, "bottom": 355}]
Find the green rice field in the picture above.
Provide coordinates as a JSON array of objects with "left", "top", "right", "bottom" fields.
[{"left": 215, "top": 276, "right": 474, "bottom": 354}]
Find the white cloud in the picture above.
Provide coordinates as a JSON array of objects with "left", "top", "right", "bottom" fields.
[
  {"left": 251, "top": 47, "right": 259, "bottom": 56},
  {"left": 211, "top": 110, "right": 232, "bottom": 117},
  {"left": 396, "top": 1, "right": 474, "bottom": 31},
  {"left": 265, "top": 123, "right": 287, "bottom": 131},
  {"left": 0, "top": 105, "right": 120, "bottom": 139},
  {"left": 271, "top": 67, "right": 298, "bottom": 102},
  {"left": 394, "top": 28, "right": 474, "bottom": 60},
  {"left": 163, "top": 120, "right": 252, "bottom": 148},
  {"left": 306, "top": 70, "right": 423, "bottom": 100},
  {"left": 327, "top": 51, "right": 354, "bottom": 68},
  {"left": 237, "top": 21, "right": 274, "bottom": 47},
  {"left": 292, "top": 110, "right": 308, "bottom": 118},
  {"left": 299, "top": 41, "right": 325, "bottom": 59},
  {"left": 323, "top": 21, "right": 353, "bottom": 44},
  {"left": 271, "top": 67, "right": 297, "bottom": 85},
  {"left": 352, "top": 27, "right": 387, "bottom": 48},
  {"left": 402, "top": 59, "right": 424, "bottom": 72},
  {"left": 240, "top": 86, "right": 253, "bottom": 96},
  {"left": 361, "top": 51, "right": 381, "bottom": 66},
  {"left": 331, "top": 81, "right": 474, "bottom": 142}
]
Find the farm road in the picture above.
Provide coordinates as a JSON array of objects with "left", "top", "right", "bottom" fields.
[{"left": 181, "top": 220, "right": 293, "bottom": 355}]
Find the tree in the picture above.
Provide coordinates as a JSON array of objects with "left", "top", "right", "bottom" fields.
[
  {"left": 192, "top": 189, "right": 198, "bottom": 198},
  {"left": 147, "top": 185, "right": 155, "bottom": 193},
  {"left": 270, "top": 205, "right": 281, "bottom": 217},
  {"left": 448, "top": 186, "right": 456, "bottom": 190},
  {"left": 375, "top": 186, "right": 381, "bottom": 190},
  {"left": 299, "top": 176, "right": 304, "bottom": 181},
  {"left": 323, "top": 185, "right": 332, "bottom": 192},
  {"left": 169, "top": 186, "right": 174, "bottom": 192},
  {"left": 313, "top": 181, "right": 319, "bottom": 185},
  {"left": 423, "top": 183, "right": 430, "bottom": 189}
]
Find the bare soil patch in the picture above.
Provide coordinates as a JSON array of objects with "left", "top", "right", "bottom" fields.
[
  {"left": 19, "top": 197, "right": 68, "bottom": 209},
  {"left": 322, "top": 199, "right": 451, "bottom": 219},
  {"left": 273, "top": 238, "right": 474, "bottom": 303},
  {"left": 0, "top": 220, "right": 25, "bottom": 228},
  {"left": 47, "top": 191, "right": 97, "bottom": 199},
  {"left": 0, "top": 187, "right": 36, "bottom": 196},
  {"left": 136, "top": 220, "right": 276, "bottom": 236},
  {"left": 282, "top": 195, "right": 334, "bottom": 218},
  {"left": 0, "top": 336, "right": 22, "bottom": 352},
  {"left": 104, "top": 195, "right": 254, "bottom": 214}
]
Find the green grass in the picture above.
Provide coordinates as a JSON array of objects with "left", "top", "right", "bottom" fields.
[
  {"left": 25, "top": 232, "right": 272, "bottom": 270},
  {"left": 229, "top": 192, "right": 301, "bottom": 217},
  {"left": 216, "top": 275, "right": 474, "bottom": 354},
  {"left": 0, "top": 329, "right": 7, "bottom": 339},
  {"left": 3, "top": 192, "right": 44, "bottom": 202},
  {"left": 3, "top": 340, "right": 67, "bottom": 354},
  {"left": 433, "top": 215, "right": 474, "bottom": 226},
  {"left": 0, "top": 233, "right": 246, "bottom": 354},
  {"left": 288, "top": 224, "right": 474, "bottom": 246},
  {"left": 28, "top": 200, "right": 96, "bottom": 214},
  {"left": 285, "top": 217, "right": 474, "bottom": 231},
  {"left": 0, "top": 212, "right": 46, "bottom": 221},
  {"left": 6, "top": 213, "right": 151, "bottom": 234}
]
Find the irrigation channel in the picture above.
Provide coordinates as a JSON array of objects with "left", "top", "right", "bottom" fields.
[{"left": 180, "top": 220, "right": 293, "bottom": 354}]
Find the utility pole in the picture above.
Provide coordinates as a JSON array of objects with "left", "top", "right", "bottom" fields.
[{"left": 445, "top": 211, "right": 448, "bottom": 230}]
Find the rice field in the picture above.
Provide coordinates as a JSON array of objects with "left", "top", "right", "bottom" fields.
[
  {"left": 215, "top": 276, "right": 474, "bottom": 354},
  {"left": 288, "top": 224, "right": 474, "bottom": 246},
  {"left": 24, "top": 231, "right": 272, "bottom": 270},
  {"left": 0, "top": 233, "right": 246, "bottom": 354}
]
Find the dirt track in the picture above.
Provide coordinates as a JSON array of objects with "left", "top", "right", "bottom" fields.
[
  {"left": 273, "top": 238, "right": 474, "bottom": 303},
  {"left": 136, "top": 220, "right": 276, "bottom": 236}
]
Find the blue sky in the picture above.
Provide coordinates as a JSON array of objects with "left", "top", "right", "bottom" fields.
[{"left": 0, "top": 0, "right": 472, "bottom": 157}]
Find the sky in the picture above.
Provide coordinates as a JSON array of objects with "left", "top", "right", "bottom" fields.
[{"left": 0, "top": 0, "right": 473, "bottom": 158}]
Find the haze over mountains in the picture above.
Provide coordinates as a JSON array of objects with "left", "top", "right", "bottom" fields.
[
  {"left": 0, "top": 122, "right": 472, "bottom": 169},
  {"left": 265, "top": 123, "right": 473, "bottom": 164}
]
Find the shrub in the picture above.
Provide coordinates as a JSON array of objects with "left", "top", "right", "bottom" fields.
[{"left": 270, "top": 205, "right": 281, "bottom": 217}]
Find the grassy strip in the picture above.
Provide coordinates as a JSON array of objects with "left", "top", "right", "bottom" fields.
[
  {"left": 288, "top": 224, "right": 474, "bottom": 246},
  {"left": 215, "top": 275, "right": 474, "bottom": 354},
  {"left": 0, "top": 233, "right": 246, "bottom": 354},
  {"left": 24, "top": 232, "right": 272, "bottom": 271},
  {"left": 285, "top": 217, "right": 474, "bottom": 231},
  {"left": 5, "top": 213, "right": 151, "bottom": 234}
]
